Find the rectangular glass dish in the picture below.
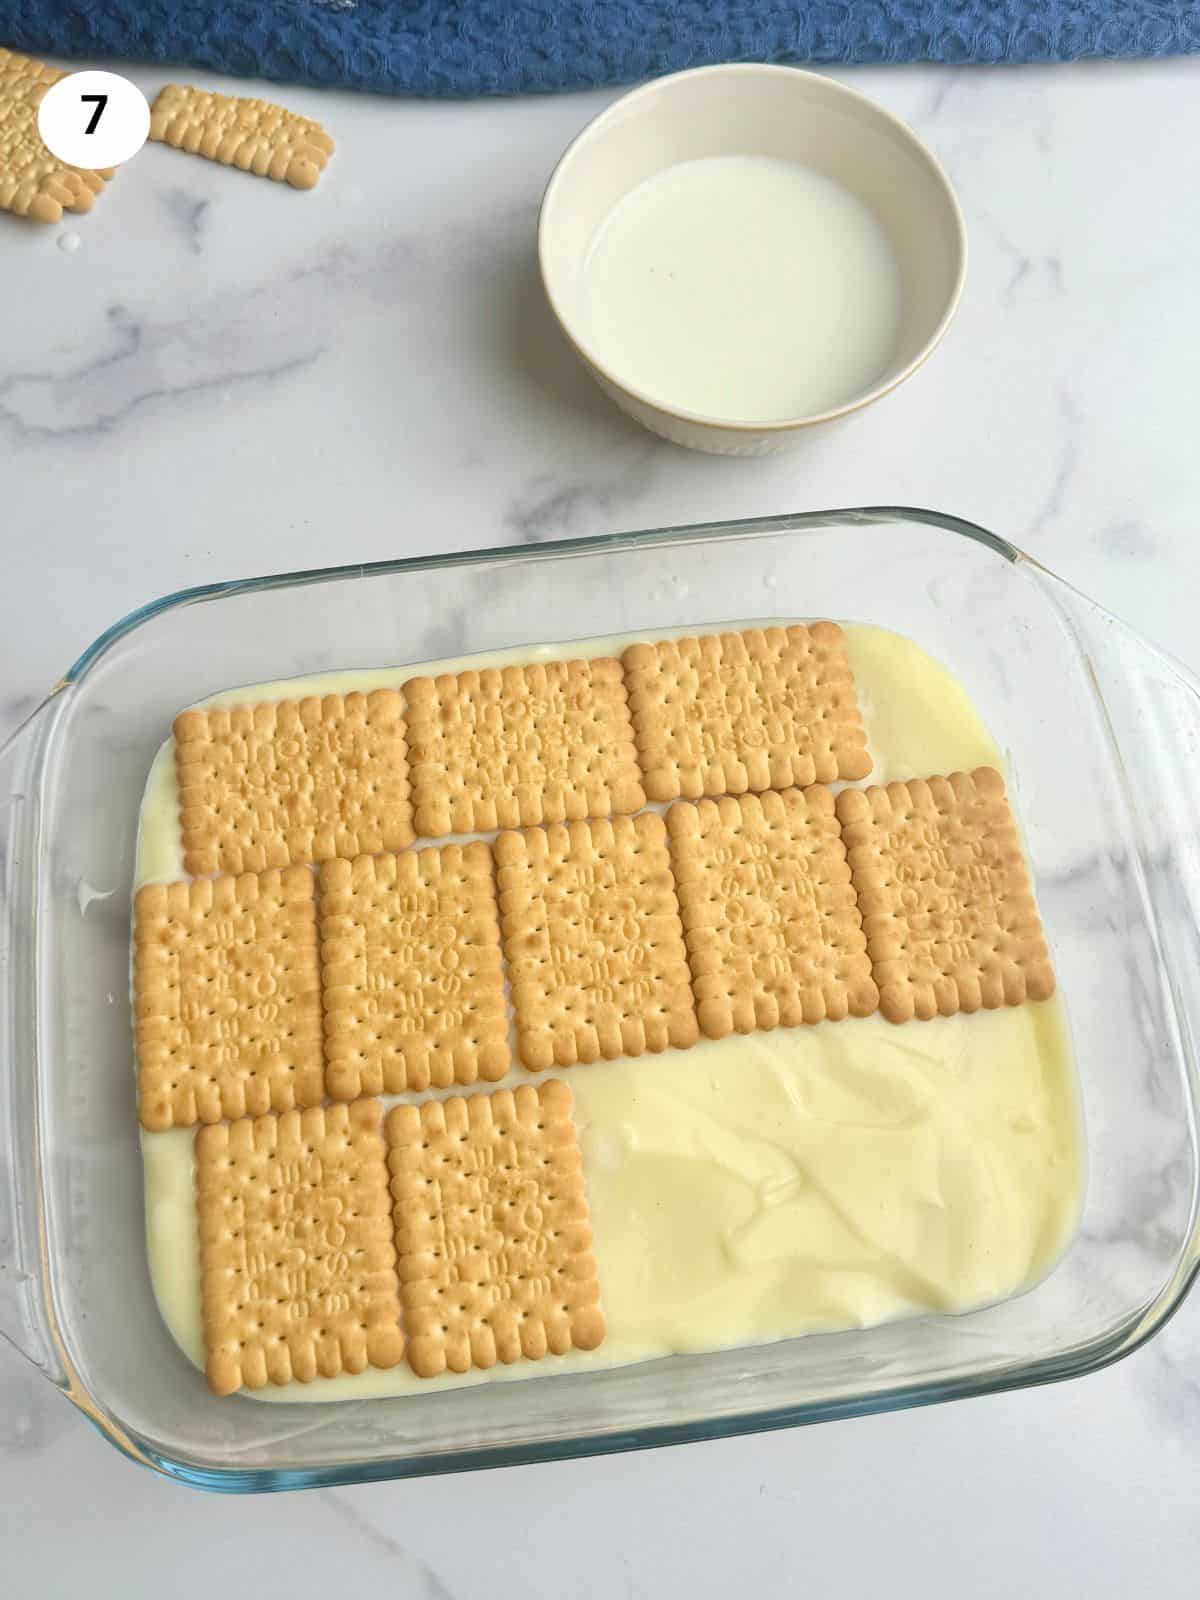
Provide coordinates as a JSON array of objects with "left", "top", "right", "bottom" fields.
[{"left": 2, "top": 507, "right": 1198, "bottom": 1491}]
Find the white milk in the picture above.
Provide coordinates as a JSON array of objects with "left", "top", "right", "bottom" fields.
[{"left": 580, "top": 155, "right": 902, "bottom": 423}]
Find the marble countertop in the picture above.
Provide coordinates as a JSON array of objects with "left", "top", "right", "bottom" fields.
[{"left": 2, "top": 54, "right": 1199, "bottom": 1593}]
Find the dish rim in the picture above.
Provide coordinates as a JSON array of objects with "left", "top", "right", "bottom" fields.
[{"left": 6, "top": 502, "right": 1199, "bottom": 1493}]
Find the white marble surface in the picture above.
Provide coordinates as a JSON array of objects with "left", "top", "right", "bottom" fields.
[{"left": 2, "top": 53, "right": 1200, "bottom": 1591}]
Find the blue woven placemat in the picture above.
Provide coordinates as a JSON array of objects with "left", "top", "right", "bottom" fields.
[{"left": 5, "top": 2, "right": 1199, "bottom": 97}]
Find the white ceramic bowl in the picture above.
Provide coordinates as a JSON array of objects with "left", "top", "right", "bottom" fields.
[{"left": 538, "top": 64, "right": 967, "bottom": 455}]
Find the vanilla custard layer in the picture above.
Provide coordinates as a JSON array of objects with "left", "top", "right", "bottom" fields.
[{"left": 136, "top": 623, "right": 1084, "bottom": 1402}]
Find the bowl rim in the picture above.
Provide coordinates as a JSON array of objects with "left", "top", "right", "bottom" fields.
[{"left": 537, "top": 62, "right": 969, "bottom": 435}]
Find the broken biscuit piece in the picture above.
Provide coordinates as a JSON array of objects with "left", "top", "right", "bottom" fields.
[{"left": 149, "top": 83, "right": 334, "bottom": 188}]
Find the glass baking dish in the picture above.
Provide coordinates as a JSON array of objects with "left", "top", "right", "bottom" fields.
[{"left": 2, "top": 507, "right": 1198, "bottom": 1493}]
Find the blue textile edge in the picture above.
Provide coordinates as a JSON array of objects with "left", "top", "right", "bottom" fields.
[{"left": 4, "top": 2, "right": 1199, "bottom": 98}]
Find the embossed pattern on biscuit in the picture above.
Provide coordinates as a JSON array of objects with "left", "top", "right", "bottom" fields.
[
  {"left": 836, "top": 767, "right": 1056, "bottom": 1023},
  {"left": 403, "top": 659, "right": 645, "bottom": 837},
  {"left": 175, "top": 689, "right": 412, "bottom": 876},
  {"left": 387, "top": 1081, "right": 605, "bottom": 1378},
  {"left": 134, "top": 867, "right": 324, "bottom": 1130},
  {"left": 0, "top": 49, "right": 113, "bottom": 223},
  {"left": 495, "top": 814, "right": 698, "bottom": 1069},
  {"left": 149, "top": 83, "right": 335, "bottom": 188},
  {"left": 319, "top": 844, "right": 510, "bottom": 1098},
  {"left": 197, "top": 1102, "right": 403, "bottom": 1395},
  {"left": 668, "top": 788, "right": 878, "bottom": 1037},
  {"left": 623, "top": 624, "right": 872, "bottom": 802}
]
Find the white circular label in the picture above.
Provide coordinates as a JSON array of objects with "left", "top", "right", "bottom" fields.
[{"left": 37, "top": 70, "right": 150, "bottom": 170}]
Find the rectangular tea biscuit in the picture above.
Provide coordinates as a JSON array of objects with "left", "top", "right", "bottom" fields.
[
  {"left": 149, "top": 83, "right": 334, "bottom": 189},
  {"left": 319, "top": 843, "right": 510, "bottom": 1098},
  {"left": 495, "top": 814, "right": 698, "bottom": 1069},
  {"left": 836, "top": 767, "right": 1056, "bottom": 1023},
  {"left": 0, "top": 49, "right": 112, "bottom": 223},
  {"left": 623, "top": 624, "right": 872, "bottom": 801},
  {"left": 668, "top": 789, "right": 878, "bottom": 1037},
  {"left": 175, "top": 689, "right": 412, "bottom": 876},
  {"left": 386, "top": 1081, "right": 604, "bottom": 1378},
  {"left": 134, "top": 867, "right": 323, "bottom": 1130},
  {"left": 197, "top": 1102, "right": 404, "bottom": 1395},
  {"left": 404, "top": 658, "right": 645, "bottom": 837}
]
